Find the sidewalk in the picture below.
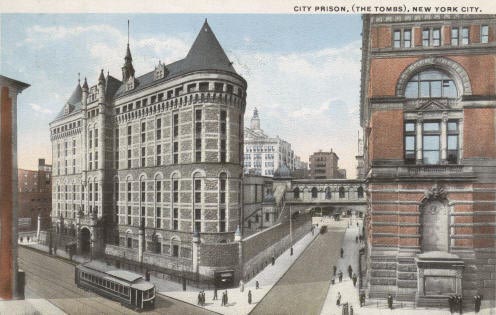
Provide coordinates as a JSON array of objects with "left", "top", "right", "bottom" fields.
[
  {"left": 158, "top": 229, "right": 319, "bottom": 315},
  {"left": 0, "top": 299, "right": 66, "bottom": 315}
]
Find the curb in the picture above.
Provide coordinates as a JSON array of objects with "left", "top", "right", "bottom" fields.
[
  {"left": 157, "top": 292, "right": 223, "bottom": 315},
  {"left": 19, "top": 244, "right": 79, "bottom": 266},
  {"left": 248, "top": 230, "right": 321, "bottom": 315}
]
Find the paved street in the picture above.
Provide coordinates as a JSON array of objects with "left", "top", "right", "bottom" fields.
[
  {"left": 18, "top": 246, "right": 216, "bottom": 315},
  {"left": 250, "top": 219, "right": 347, "bottom": 315}
]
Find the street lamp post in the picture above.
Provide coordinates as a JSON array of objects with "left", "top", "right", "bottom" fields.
[{"left": 289, "top": 204, "right": 293, "bottom": 256}]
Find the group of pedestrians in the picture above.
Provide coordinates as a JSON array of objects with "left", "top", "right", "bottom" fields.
[
  {"left": 448, "top": 295, "right": 463, "bottom": 314},
  {"left": 197, "top": 290, "right": 206, "bottom": 306}
]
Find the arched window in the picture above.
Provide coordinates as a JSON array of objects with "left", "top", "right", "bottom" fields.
[
  {"left": 405, "top": 69, "right": 457, "bottom": 99},
  {"left": 357, "top": 186, "right": 364, "bottom": 199},
  {"left": 293, "top": 187, "right": 300, "bottom": 199},
  {"left": 325, "top": 187, "right": 331, "bottom": 199},
  {"left": 219, "top": 173, "right": 227, "bottom": 232},
  {"left": 311, "top": 187, "right": 318, "bottom": 199},
  {"left": 339, "top": 186, "right": 345, "bottom": 198}
]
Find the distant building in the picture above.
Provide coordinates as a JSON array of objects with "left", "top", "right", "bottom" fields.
[
  {"left": 0, "top": 74, "right": 29, "bottom": 300},
  {"left": 309, "top": 150, "right": 346, "bottom": 179},
  {"left": 244, "top": 108, "right": 300, "bottom": 176},
  {"left": 18, "top": 159, "right": 52, "bottom": 231},
  {"left": 292, "top": 156, "right": 309, "bottom": 179}
]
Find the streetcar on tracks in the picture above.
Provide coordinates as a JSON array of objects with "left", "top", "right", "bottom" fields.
[{"left": 75, "top": 261, "right": 155, "bottom": 310}]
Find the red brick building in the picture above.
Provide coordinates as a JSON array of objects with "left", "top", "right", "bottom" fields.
[
  {"left": 0, "top": 75, "right": 29, "bottom": 300},
  {"left": 18, "top": 159, "right": 52, "bottom": 232},
  {"left": 360, "top": 15, "right": 496, "bottom": 306}
]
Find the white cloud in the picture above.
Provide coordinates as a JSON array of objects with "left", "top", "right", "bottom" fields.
[{"left": 30, "top": 103, "right": 53, "bottom": 114}]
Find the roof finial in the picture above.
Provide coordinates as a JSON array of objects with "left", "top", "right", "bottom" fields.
[
  {"left": 78, "top": 72, "right": 80, "bottom": 84},
  {"left": 127, "top": 19, "right": 130, "bottom": 46}
]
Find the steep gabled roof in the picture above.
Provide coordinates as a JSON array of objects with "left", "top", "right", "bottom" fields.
[
  {"left": 183, "top": 20, "right": 236, "bottom": 74},
  {"left": 115, "top": 20, "right": 238, "bottom": 98}
]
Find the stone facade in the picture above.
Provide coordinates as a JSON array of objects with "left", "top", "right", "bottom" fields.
[
  {"left": 360, "top": 14, "right": 496, "bottom": 304},
  {"left": 49, "top": 21, "right": 248, "bottom": 281}
]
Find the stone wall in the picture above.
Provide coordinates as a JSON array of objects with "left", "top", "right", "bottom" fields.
[{"left": 241, "top": 215, "right": 311, "bottom": 281}]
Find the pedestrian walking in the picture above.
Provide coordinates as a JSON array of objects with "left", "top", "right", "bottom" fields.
[
  {"left": 248, "top": 290, "right": 252, "bottom": 304},
  {"left": 272, "top": 255, "right": 275, "bottom": 265},
  {"left": 221, "top": 291, "right": 226, "bottom": 306},
  {"left": 240, "top": 280, "right": 244, "bottom": 293},
  {"left": 340, "top": 247, "right": 344, "bottom": 258},
  {"left": 387, "top": 293, "right": 393, "bottom": 310},
  {"left": 350, "top": 305, "right": 354, "bottom": 315},
  {"left": 213, "top": 287, "right": 218, "bottom": 300},
  {"left": 225, "top": 290, "right": 229, "bottom": 306},
  {"left": 449, "top": 295, "right": 455, "bottom": 314},
  {"left": 336, "top": 292, "right": 341, "bottom": 306},
  {"left": 256, "top": 280, "right": 259, "bottom": 289},
  {"left": 457, "top": 295, "right": 463, "bottom": 314},
  {"left": 348, "top": 265, "right": 353, "bottom": 278},
  {"left": 474, "top": 294, "right": 482, "bottom": 313},
  {"left": 356, "top": 222, "right": 359, "bottom": 227},
  {"left": 331, "top": 276, "right": 336, "bottom": 285},
  {"left": 352, "top": 273, "right": 358, "bottom": 287},
  {"left": 202, "top": 290, "right": 206, "bottom": 306},
  {"left": 198, "top": 292, "right": 202, "bottom": 305},
  {"left": 359, "top": 292, "right": 365, "bottom": 307},
  {"left": 339, "top": 271, "right": 343, "bottom": 282},
  {"left": 333, "top": 265, "right": 337, "bottom": 276}
]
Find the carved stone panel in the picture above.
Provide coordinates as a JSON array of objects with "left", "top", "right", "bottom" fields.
[{"left": 421, "top": 200, "right": 449, "bottom": 252}]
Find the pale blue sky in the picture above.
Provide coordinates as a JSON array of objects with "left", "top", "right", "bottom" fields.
[{"left": 0, "top": 14, "right": 362, "bottom": 176}]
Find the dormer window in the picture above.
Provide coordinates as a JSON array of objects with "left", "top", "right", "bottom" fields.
[
  {"left": 154, "top": 62, "right": 168, "bottom": 80},
  {"left": 126, "top": 77, "right": 135, "bottom": 91}
]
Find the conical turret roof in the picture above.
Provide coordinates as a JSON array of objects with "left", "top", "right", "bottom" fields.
[{"left": 183, "top": 20, "right": 237, "bottom": 74}]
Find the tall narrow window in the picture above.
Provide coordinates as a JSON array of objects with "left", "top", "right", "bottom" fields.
[
  {"left": 156, "top": 145, "right": 162, "bottom": 166},
  {"left": 311, "top": 187, "right": 318, "bottom": 198},
  {"left": 220, "top": 110, "right": 227, "bottom": 135},
  {"left": 127, "top": 149, "right": 131, "bottom": 169},
  {"left": 173, "top": 142, "right": 179, "bottom": 164},
  {"left": 173, "top": 179, "right": 179, "bottom": 203},
  {"left": 89, "top": 130, "right": 92, "bottom": 148},
  {"left": 423, "top": 121, "right": 441, "bottom": 165},
  {"left": 72, "top": 159, "right": 76, "bottom": 174},
  {"left": 141, "top": 181, "right": 146, "bottom": 202},
  {"left": 156, "top": 118, "right": 162, "bottom": 140},
  {"left": 89, "top": 153, "right": 92, "bottom": 170},
  {"left": 72, "top": 139, "right": 76, "bottom": 155},
  {"left": 422, "top": 29, "right": 430, "bottom": 46},
  {"left": 220, "top": 139, "right": 226, "bottom": 163},
  {"left": 294, "top": 187, "right": 300, "bottom": 199},
  {"left": 447, "top": 120, "right": 459, "bottom": 164},
  {"left": 195, "top": 208, "right": 201, "bottom": 232},
  {"left": 127, "top": 126, "right": 132, "bottom": 145},
  {"left": 403, "top": 29, "right": 411, "bottom": 48},
  {"left": 156, "top": 207, "right": 161, "bottom": 228},
  {"left": 481, "top": 25, "right": 489, "bottom": 43},
  {"left": 357, "top": 186, "right": 364, "bottom": 199},
  {"left": 195, "top": 109, "right": 202, "bottom": 163},
  {"left": 173, "top": 113, "right": 179, "bottom": 137},
  {"left": 393, "top": 30, "right": 401, "bottom": 48},
  {"left": 173, "top": 208, "right": 179, "bottom": 230},
  {"left": 462, "top": 27, "right": 469, "bottom": 45},
  {"left": 127, "top": 206, "right": 131, "bottom": 225},
  {"left": 451, "top": 27, "right": 459, "bottom": 46},
  {"left": 94, "top": 183, "right": 98, "bottom": 202},
  {"left": 339, "top": 186, "right": 345, "bottom": 198},
  {"left": 194, "top": 179, "right": 202, "bottom": 203},
  {"left": 432, "top": 28, "right": 441, "bottom": 46},
  {"left": 94, "top": 151, "right": 98, "bottom": 169},
  {"left": 156, "top": 180, "right": 161, "bottom": 202},
  {"left": 89, "top": 183, "right": 93, "bottom": 201},
  {"left": 141, "top": 147, "right": 146, "bottom": 167},
  {"left": 94, "top": 129, "right": 98, "bottom": 147},
  {"left": 127, "top": 182, "right": 132, "bottom": 202},
  {"left": 114, "top": 182, "right": 119, "bottom": 202},
  {"left": 219, "top": 173, "right": 226, "bottom": 205},
  {"left": 141, "top": 122, "right": 146, "bottom": 143},
  {"left": 219, "top": 208, "right": 226, "bottom": 232},
  {"left": 404, "top": 121, "right": 416, "bottom": 164}
]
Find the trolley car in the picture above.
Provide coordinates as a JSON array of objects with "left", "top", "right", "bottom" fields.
[{"left": 75, "top": 261, "right": 155, "bottom": 310}]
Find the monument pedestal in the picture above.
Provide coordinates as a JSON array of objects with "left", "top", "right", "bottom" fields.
[{"left": 415, "top": 251, "right": 464, "bottom": 308}]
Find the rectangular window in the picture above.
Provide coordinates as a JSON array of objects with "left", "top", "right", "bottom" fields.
[
  {"left": 156, "top": 118, "right": 162, "bottom": 140},
  {"left": 194, "top": 179, "right": 201, "bottom": 203},
  {"left": 226, "top": 84, "right": 233, "bottom": 93},
  {"left": 195, "top": 139, "right": 201, "bottom": 162},
  {"left": 220, "top": 110, "right": 227, "bottom": 135},
  {"left": 94, "top": 183, "right": 98, "bottom": 201},
  {"left": 451, "top": 27, "right": 459, "bottom": 45},
  {"left": 422, "top": 29, "right": 430, "bottom": 46},
  {"left": 172, "top": 244, "right": 179, "bottom": 257},
  {"left": 94, "top": 129, "right": 98, "bottom": 147},
  {"left": 447, "top": 120, "right": 459, "bottom": 164},
  {"left": 156, "top": 207, "right": 161, "bottom": 228},
  {"left": 72, "top": 159, "right": 76, "bottom": 174},
  {"left": 173, "top": 180, "right": 179, "bottom": 203},
  {"left": 173, "top": 113, "right": 179, "bottom": 137},
  {"left": 403, "top": 29, "right": 411, "bottom": 48},
  {"left": 94, "top": 151, "right": 98, "bottom": 169},
  {"left": 141, "top": 122, "right": 146, "bottom": 143},
  {"left": 89, "top": 183, "right": 93, "bottom": 201},
  {"left": 89, "top": 153, "right": 92, "bottom": 170},
  {"left": 462, "top": 27, "right": 469, "bottom": 45},
  {"left": 173, "top": 208, "right": 179, "bottom": 230},
  {"left": 127, "top": 206, "right": 132, "bottom": 225},
  {"left": 481, "top": 25, "right": 489, "bottom": 43},
  {"left": 156, "top": 181, "right": 161, "bottom": 202},
  {"left": 156, "top": 145, "right": 162, "bottom": 166},
  {"left": 141, "top": 181, "right": 146, "bottom": 202},
  {"left": 393, "top": 30, "right": 401, "bottom": 48},
  {"left": 89, "top": 130, "right": 92, "bottom": 148},
  {"left": 141, "top": 147, "right": 145, "bottom": 167},
  {"left": 127, "top": 126, "right": 132, "bottom": 145},
  {"left": 173, "top": 142, "right": 179, "bottom": 164},
  {"left": 422, "top": 121, "right": 441, "bottom": 165},
  {"left": 199, "top": 82, "right": 209, "bottom": 92},
  {"left": 432, "top": 28, "right": 441, "bottom": 46},
  {"left": 127, "top": 182, "right": 132, "bottom": 202},
  {"left": 195, "top": 208, "right": 201, "bottom": 232},
  {"left": 219, "top": 208, "right": 226, "bottom": 232},
  {"left": 72, "top": 139, "right": 76, "bottom": 155},
  {"left": 220, "top": 140, "right": 226, "bottom": 163},
  {"left": 214, "top": 82, "right": 223, "bottom": 92}
]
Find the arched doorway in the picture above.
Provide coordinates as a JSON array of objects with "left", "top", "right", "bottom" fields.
[{"left": 80, "top": 227, "right": 91, "bottom": 255}]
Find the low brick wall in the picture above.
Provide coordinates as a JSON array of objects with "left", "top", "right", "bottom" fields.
[{"left": 242, "top": 214, "right": 312, "bottom": 281}]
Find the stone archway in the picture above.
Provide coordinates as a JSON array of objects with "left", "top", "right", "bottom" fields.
[{"left": 80, "top": 227, "right": 91, "bottom": 255}]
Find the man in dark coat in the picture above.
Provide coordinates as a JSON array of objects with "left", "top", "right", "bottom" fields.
[
  {"left": 457, "top": 295, "right": 463, "bottom": 314},
  {"left": 341, "top": 247, "right": 344, "bottom": 258},
  {"left": 256, "top": 280, "right": 260, "bottom": 289},
  {"left": 352, "top": 273, "right": 358, "bottom": 287},
  {"left": 339, "top": 271, "right": 343, "bottom": 282},
  {"left": 359, "top": 292, "right": 365, "bottom": 307},
  {"left": 333, "top": 265, "right": 337, "bottom": 276},
  {"left": 348, "top": 265, "right": 353, "bottom": 278},
  {"left": 387, "top": 293, "right": 393, "bottom": 310},
  {"left": 225, "top": 290, "right": 229, "bottom": 305},
  {"left": 213, "top": 287, "right": 218, "bottom": 300},
  {"left": 449, "top": 295, "right": 455, "bottom": 314},
  {"left": 336, "top": 292, "right": 341, "bottom": 306},
  {"left": 248, "top": 290, "right": 252, "bottom": 304},
  {"left": 221, "top": 291, "right": 225, "bottom": 306},
  {"left": 356, "top": 236, "right": 358, "bottom": 243},
  {"left": 349, "top": 305, "right": 354, "bottom": 315},
  {"left": 198, "top": 292, "right": 202, "bottom": 305}
]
